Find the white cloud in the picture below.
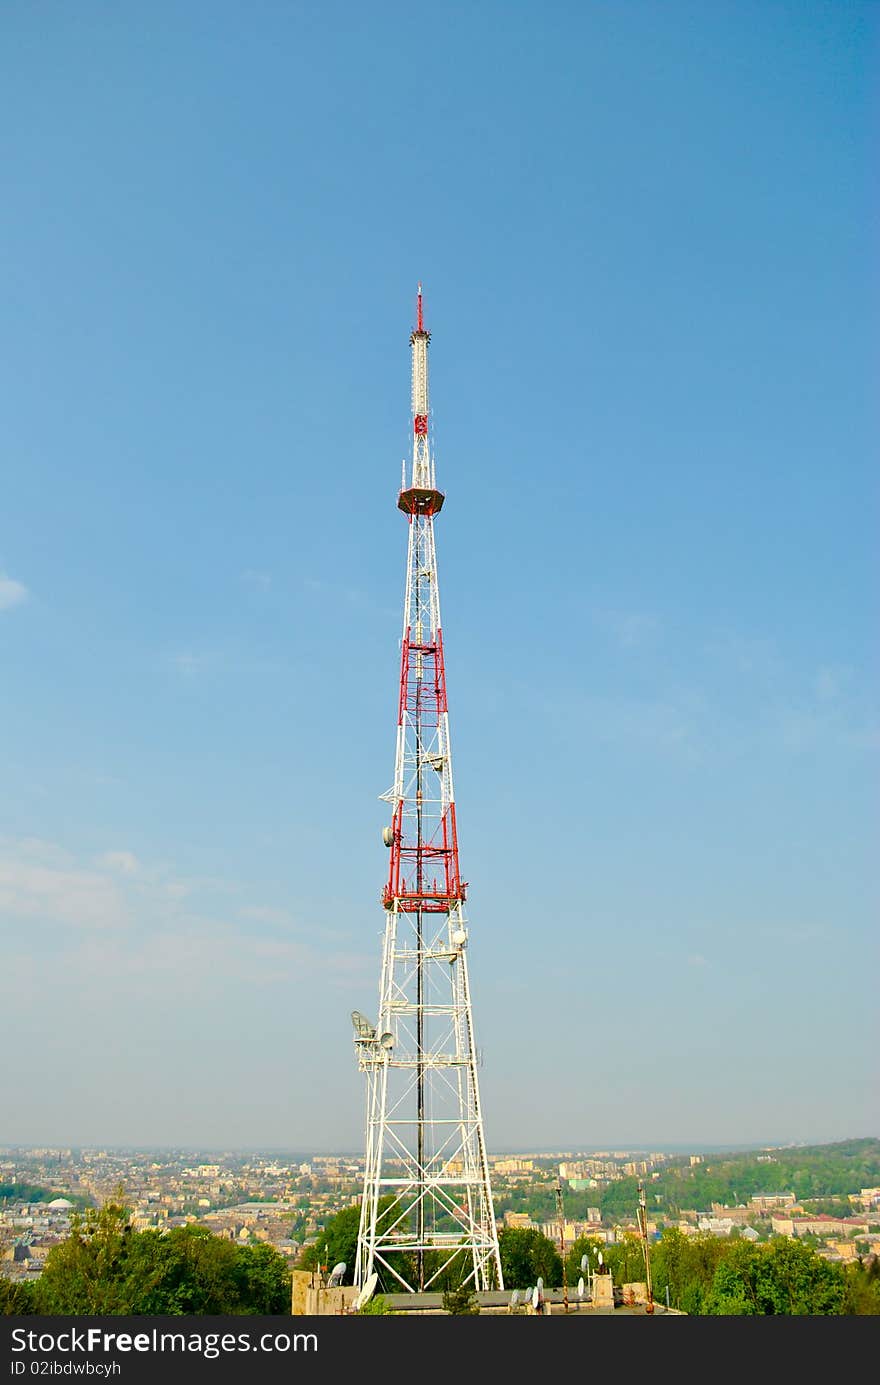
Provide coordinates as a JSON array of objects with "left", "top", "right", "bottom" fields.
[
  {"left": 848, "top": 725, "right": 880, "bottom": 750},
  {"left": 171, "top": 651, "right": 204, "bottom": 678},
  {"left": 777, "top": 707, "right": 826, "bottom": 751},
  {"left": 592, "top": 608, "right": 662, "bottom": 650},
  {"left": 814, "top": 665, "right": 852, "bottom": 703},
  {"left": 0, "top": 837, "right": 372, "bottom": 990},
  {"left": 572, "top": 693, "right": 698, "bottom": 755},
  {"left": 0, "top": 857, "right": 128, "bottom": 930},
  {"left": 163, "top": 647, "right": 283, "bottom": 680},
  {"left": 706, "top": 633, "right": 781, "bottom": 680},
  {"left": 97, "top": 851, "right": 140, "bottom": 875},
  {"left": 0, "top": 574, "right": 28, "bottom": 610},
  {"left": 241, "top": 569, "right": 272, "bottom": 590},
  {"left": 240, "top": 904, "right": 296, "bottom": 928}
]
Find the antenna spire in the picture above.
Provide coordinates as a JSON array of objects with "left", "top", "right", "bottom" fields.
[
  {"left": 404, "top": 281, "right": 436, "bottom": 499},
  {"left": 355, "top": 293, "right": 503, "bottom": 1296}
]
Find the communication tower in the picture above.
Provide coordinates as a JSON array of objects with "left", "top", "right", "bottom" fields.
[{"left": 352, "top": 287, "right": 503, "bottom": 1293}]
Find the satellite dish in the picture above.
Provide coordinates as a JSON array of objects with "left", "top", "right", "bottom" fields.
[
  {"left": 351, "top": 1011, "right": 376, "bottom": 1041},
  {"left": 378, "top": 1031, "right": 394, "bottom": 1049},
  {"left": 577, "top": 1276, "right": 585, "bottom": 1298},
  {"left": 531, "top": 1286, "right": 540, "bottom": 1309},
  {"left": 328, "top": 1261, "right": 346, "bottom": 1286},
  {"left": 382, "top": 826, "right": 394, "bottom": 847},
  {"left": 581, "top": 1254, "right": 588, "bottom": 1272},
  {"left": 598, "top": 1252, "right": 603, "bottom": 1267},
  {"left": 509, "top": 1289, "right": 519, "bottom": 1307},
  {"left": 452, "top": 929, "right": 467, "bottom": 947},
  {"left": 536, "top": 1277, "right": 543, "bottom": 1291},
  {"left": 355, "top": 1271, "right": 379, "bottom": 1311}
]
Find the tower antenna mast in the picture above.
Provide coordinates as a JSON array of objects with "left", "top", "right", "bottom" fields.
[
  {"left": 637, "top": 1179, "right": 655, "bottom": 1313},
  {"left": 555, "top": 1177, "right": 569, "bottom": 1312},
  {"left": 352, "top": 286, "right": 503, "bottom": 1294}
]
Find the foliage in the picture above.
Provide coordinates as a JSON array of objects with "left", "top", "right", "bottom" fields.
[
  {"left": 701, "top": 1240, "right": 761, "bottom": 1315},
  {"left": 493, "top": 1188, "right": 560, "bottom": 1224},
  {"left": 648, "top": 1226, "right": 691, "bottom": 1308},
  {"left": 702, "top": 1237, "right": 847, "bottom": 1315},
  {"left": 0, "top": 1277, "right": 37, "bottom": 1315},
  {"left": 652, "top": 1138, "right": 880, "bottom": 1217},
  {"left": 843, "top": 1257, "right": 880, "bottom": 1315},
  {"left": 800, "top": 1198, "right": 852, "bottom": 1218},
  {"left": 356, "top": 1293, "right": 390, "bottom": 1314},
  {"left": 442, "top": 1285, "right": 480, "bottom": 1314},
  {"left": 603, "top": 1232, "right": 654, "bottom": 1288},
  {"left": 647, "top": 1227, "right": 850, "bottom": 1315},
  {"left": 564, "top": 1235, "right": 604, "bottom": 1288},
  {"left": 30, "top": 1201, "right": 290, "bottom": 1315},
  {"left": 498, "top": 1227, "right": 562, "bottom": 1289},
  {"left": 596, "top": 1177, "right": 642, "bottom": 1222},
  {"left": 0, "top": 1184, "right": 91, "bottom": 1210},
  {"left": 297, "top": 1203, "right": 360, "bottom": 1278},
  {"left": 296, "top": 1196, "right": 418, "bottom": 1293}
]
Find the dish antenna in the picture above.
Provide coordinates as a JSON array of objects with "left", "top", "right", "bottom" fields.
[
  {"left": 328, "top": 1261, "right": 346, "bottom": 1287},
  {"left": 351, "top": 1011, "right": 376, "bottom": 1042},
  {"left": 536, "top": 1277, "right": 543, "bottom": 1291},
  {"left": 355, "top": 1271, "right": 379, "bottom": 1311},
  {"left": 509, "top": 1289, "right": 520, "bottom": 1308},
  {"left": 531, "top": 1286, "right": 540, "bottom": 1309},
  {"left": 598, "top": 1251, "right": 603, "bottom": 1267},
  {"left": 581, "top": 1253, "right": 589, "bottom": 1272},
  {"left": 577, "top": 1276, "right": 585, "bottom": 1299},
  {"left": 378, "top": 1031, "right": 395, "bottom": 1050},
  {"left": 382, "top": 826, "right": 394, "bottom": 847}
]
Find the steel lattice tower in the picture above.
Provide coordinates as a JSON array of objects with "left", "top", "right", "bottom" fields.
[{"left": 353, "top": 287, "right": 503, "bottom": 1294}]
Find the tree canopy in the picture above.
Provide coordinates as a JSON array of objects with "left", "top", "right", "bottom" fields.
[
  {"left": 647, "top": 1227, "right": 858, "bottom": 1315},
  {"left": 498, "top": 1227, "right": 562, "bottom": 1290},
  {"left": 7, "top": 1201, "right": 290, "bottom": 1315}
]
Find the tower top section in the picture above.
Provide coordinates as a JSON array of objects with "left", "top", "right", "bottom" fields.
[{"left": 399, "top": 283, "right": 444, "bottom": 518}]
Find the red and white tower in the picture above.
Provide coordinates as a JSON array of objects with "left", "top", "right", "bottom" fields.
[{"left": 353, "top": 287, "right": 503, "bottom": 1294}]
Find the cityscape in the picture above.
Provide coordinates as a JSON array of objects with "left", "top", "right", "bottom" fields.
[
  {"left": 1, "top": 0, "right": 875, "bottom": 1339},
  {"left": 4, "top": 1140, "right": 879, "bottom": 1297}
]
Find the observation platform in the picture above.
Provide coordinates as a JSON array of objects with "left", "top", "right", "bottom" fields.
[{"left": 398, "top": 486, "right": 445, "bottom": 516}]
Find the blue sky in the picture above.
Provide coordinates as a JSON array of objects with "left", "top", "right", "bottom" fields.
[{"left": 1, "top": 0, "right": 877, "bottom": 1152}]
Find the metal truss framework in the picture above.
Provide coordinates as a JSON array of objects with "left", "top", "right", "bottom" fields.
[{"left": 353, "top": 287, "right": 503, "bottom": 1294}]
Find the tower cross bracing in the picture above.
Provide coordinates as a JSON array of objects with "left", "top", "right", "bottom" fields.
[{"left": 353, "top": 287, "right": 503, "bottom": 1294}]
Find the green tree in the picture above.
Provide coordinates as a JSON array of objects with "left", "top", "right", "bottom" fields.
[
  {"left": 649, "top": 1226, "right": 691, "bottom": 1310},
  {"left": 604, "top": 1232, "right": 647, "bottom": 1287},
  {"left": 33, "top": 1203, "right": 290, "bottom": 1315},
  {"left": 843, "top": 1257, "right": 880, "bottom": 1315},
  {"left": 297, "top": 1203, "right": 360, "bottom": 1278},
  {"left": 701, "top": 1236, "right": 846, "bottom": 1316},
  {"left": 297, "top": 1196, "right": 414, "bottom": 1292},
  {"left": 357, "top": 1293, "right": 390, "bottom": 1314},
  {"left": 703, "top": 1241, "right": 761, "bottom": 1315},
  {"left": 597, "top": 1177, "right": 641, "bottom": 1221},
  {"left": 564, "top": 1235, "right": 604, "bottom": 1290},
  {"left": 442, "top": 1285, "right": 480, "bottom": 1314},
  {"left": 754, "top": 1237, "right": 846, "bottom": 1315},
  {"left": 232, "top": 1241, "right": 291, "bottom": 1314},
  {"left": 498, "top": 1228, "right": 562, "bottom": 1289},
  {"left": 0, "top": 1275, "right": 36, "bottom": 1315},
  {"left": 420, "top": 1245, "right": 474, "bottom": 1292},
  {"left": 34, "top": 1200, "right": 140, "bottom": 1314}
]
